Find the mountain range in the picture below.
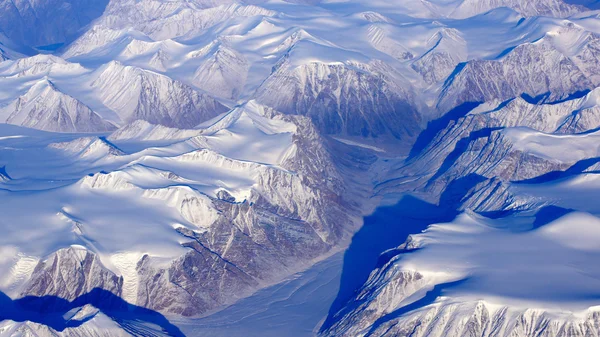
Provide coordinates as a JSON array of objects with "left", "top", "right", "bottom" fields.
[{"left": 1, "top": 0, "right": 600, "bottom": 336}]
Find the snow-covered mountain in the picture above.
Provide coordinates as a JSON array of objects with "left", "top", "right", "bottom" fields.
[
  {"left": 2, "top": 0, "right": 600, "bottom": 336},
  {"left": 0, "top": 100, "right": 354, "bottom": 329},
  {"left": 0, "top": 79, "right": 115, "bottom": 133},
  {"left": 90, "top": 61, "right": 228, "bottom": 127},
  {"left": 437, "top": 23, "right": 600, "bottom": 111},
  {"left": 192, "top": 45, "right": 249, "bottom": 99},
  {"left": 255, "top": 59, "right": 422, "bottom": 141},
  {"left": 444, "top": 0, "right": 584, "bottom": 18},
  {"left": 321, "top": 17, "right": 600, "bottom": 337}
]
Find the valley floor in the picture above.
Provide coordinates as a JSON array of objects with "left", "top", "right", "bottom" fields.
[
  {"left": 175, "top": 253, "right": 343, "bottom": 337},
  {"left": 173, "top": 193, "right": 444, "bottom": 337}
]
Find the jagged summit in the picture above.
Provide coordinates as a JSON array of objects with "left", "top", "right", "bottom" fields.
[
  {"left": 91, "top": 61, "right": 228, "bottom": 128},
  {"left": 49, "top": 136, "right": 125, "bottom": 161},
  {"left": 1, "top": 0, "right": 600, "bottom": 336},
  {"left": 353, "top": 11, "right": 394, "bottom": 23},
  {"left": 193, "top": 45, "right": 249, "bottom": 99},
  {"left": 445, "top": 0, "right": 584, "bottom": 18},
  {"left": 0, "top": 79, "right": 116, "bottom": 133},
  {"left": 0, "top": 54, "right": 86, "bottom": 78},
  {"left": 411, "top": 28, "right": 468, "bottom": 84},
  {"left": 255, "top": 57, "right": 421, "bottom": 142},
  {"left": 62, "top": 26, "right": 154, "bottom": 60}
]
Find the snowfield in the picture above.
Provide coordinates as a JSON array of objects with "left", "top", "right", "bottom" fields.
[{"left": 2, "top": 0, "right": 600, "bottom": 336}]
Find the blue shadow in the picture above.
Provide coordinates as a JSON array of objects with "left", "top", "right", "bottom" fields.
[
  {"left": 321, "top": 195, "right": 459, "bottom": 331},
  {"left": 428, "top": 128, "right": 502, "bottom": 183},
  {"left": 563, "top": 0, "right": 600, "bottom": 9},
  {"left": 408, "top": 101, "right": 482, "bottom": 160},
  {"left": 322, "top": 173, "right": 497, "bottom": 331},
  {"left": 0, "top": 288, "right": 185, "bottom": 337}
]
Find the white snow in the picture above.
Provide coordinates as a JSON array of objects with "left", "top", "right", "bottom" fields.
[
  {"left": 1, "top": 0, "right": 600, "bottom": 335},
  {"left": 0, "top": 96, "right": 301, "bottom": 299},
  {"left": 392, "top": 211, "right": 600, "bottom": 310},
  {"left": 503, "top": 127, "right": 600, "bottom": 163}
]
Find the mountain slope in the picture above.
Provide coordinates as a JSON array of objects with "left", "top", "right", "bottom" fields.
[
  {"left": 1, "top": 0, "right": 600, "bottom": 335},
  {"left": 438, "top": 25, "right": 600, "bottom": 111},
  {"left": 0, "top": 101, "right": 356, "bottom": 321},
  {"left": 91, "top": 61, "right": 228, "bottom": 127},
  {"left": 0, "top": 79, "right": 115, "bottom": 133},
  {"left": 256, "top": 58, "right": 422, "bottom": 142},
  {"left": 193, "top": 46, "right": 249, "bottom": 100}
]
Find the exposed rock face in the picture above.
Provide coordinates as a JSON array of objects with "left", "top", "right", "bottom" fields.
[
  {"left": 423, "top": 130, "right": 570, "bottom": 195},
  {"left": 135, "top": 197, "right": 334, "bottom": 316},
  {"left": 366, "top": 25, "right": 415, "bottom": 61},
  {"left": 456, "top": 177, "right": 529, "bottom": 213},
  {"left": 0, "top": 55, "right": 86, "bottom": 78},
  {"left": 446, "top": 0, "right": 583, "bottom": 18},
  {"left": 22, "top": 246, "right": 123, "bottom": 311},
  {"left": 323, "top": 269, "right": 428, "bottom": 337},
  {"left": 131, "top": 158, "right": 346, "bottom": 316},
  {"left": 256, "top": 60, "right": 422, "bottom": 140},
  {"left": 9, "top": 105, "right": 353, "bottom": 318},
  {"left": 320, "top": 21, "right": 600, "bottom": 333},
  {"left": 327, "top": 299, "right": 600, "bottom": 337},
  {"left": 49, "top": 137, "right": 124, "bottom": 160},
  {"left": 90, "top": 0, "right": 275, "bottom": 41},
  {"left": 3, "top": 0, "right": 600, "bottom": 335},
  {"left": 135, "top": 240, "right": 259, "bottom": 317},
  {"left": 92, "top": 61, "right": 228, "bottom": 128},
  {"left": 379, "top": 87, "right": 600, "bottom": 200},
  {"left": 193, "top": 46, "right": 249, "bottom": 100},
  {"left": 127, "top": 114, "right": 351, "bottom": 316},
  {"left": 106, "top": 120, "right": 202, "bottom": 141},
  {"left": 0, "top": 80, "right": 115, "bottom": 133},
  {"left": 0, "top": 318, "right": 131, "bottom": 337},
  {"left": 411, "top": 28, "right": 467, "bottom": 85},
  {"left": 438, "top": 27, "right": 600, "bottom": 112},
  {"left": 322, "top": 207, "right": 600, "bottom": 337},
  {"left": 391, "top": 304, "right": 600, "bottom": 337}
]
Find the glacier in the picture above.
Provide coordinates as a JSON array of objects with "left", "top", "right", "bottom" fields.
[{"left": 2, "top": 0, "right": 600, "bottom": 336}]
